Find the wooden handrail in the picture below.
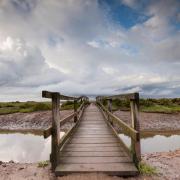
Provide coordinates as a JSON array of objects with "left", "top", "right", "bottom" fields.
[
  {"left": 58, "top": 104, "right": 86, "bottom": 150},
  {"left": 77, "top": 101, "right": 85, "bottom": 113},
  {"left": 60, "top": 112, "right": 76, "bottom": 126},
  {"left": 97, "top": 92, "right": 139, "bottom": 100},
  {"left": 42, "top": 90, "right": 77, "bottom": 100},
  {"left": 96, "top": 92, "right": 141, "bottom": 167},
  {"left": 43, "top": 103, "right": 86, "bottom": 138},
  {"left": 98, "top": 102, "right": 138, "bottom": 140},
  {"left": 42, "top": 90, "right": 89, "bottom": 171}
]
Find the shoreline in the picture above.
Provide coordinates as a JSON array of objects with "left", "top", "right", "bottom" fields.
[
  {"left": 0, "top": 109, "right": 180, "bottom": 132},
  {"left": 0, "top": 149, "right": 179, "bottom": 180}
]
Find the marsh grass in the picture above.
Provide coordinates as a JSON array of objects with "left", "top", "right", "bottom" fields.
[
  {"left": 0, "top": 100, "right": 84, "bottom": 115},
  {"left": 38, "top": 160, "right": 49, "bottom": 168},
  {"left": 138, "top": 162, "right": 158, "bottom": 176},
  {"left": 0, "top": 101, "right": 51, "bottom": 115},
  {"left": 103, "top": 98, "right": 180, "bottom": 113}
]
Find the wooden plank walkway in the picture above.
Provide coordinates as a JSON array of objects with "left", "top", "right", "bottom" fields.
[{"left": 55, "top": 103, "right": 138, "bottom": 176}]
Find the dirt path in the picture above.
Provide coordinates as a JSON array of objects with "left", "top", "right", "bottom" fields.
[
  {"left": 114, "top": 110, "right": 180, "bottom": 131},
  {"left": 0, "top": 149, "right": 179, "bottom": 180}
]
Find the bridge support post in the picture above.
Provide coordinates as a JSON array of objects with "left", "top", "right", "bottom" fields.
[
  {"left": 130, "top": 93, "right": 141, "bottom": 166},
  {"left": 74, "top": 99, "right": 78, "bottom": 123},
  {"left": 51, "top": 93, "right": 61, "bottom": 171},
  {"left": 107, "top": 98, "right": 113, "bottom": 125}
]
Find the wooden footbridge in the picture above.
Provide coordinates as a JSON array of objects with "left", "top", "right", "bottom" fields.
[{"left": 42, "top": 91, "right": 141, "bottom": 177}]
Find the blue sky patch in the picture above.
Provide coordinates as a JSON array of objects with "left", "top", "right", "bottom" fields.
[{"left": 98, "top": 0, "right": 149, "bottom": 29}]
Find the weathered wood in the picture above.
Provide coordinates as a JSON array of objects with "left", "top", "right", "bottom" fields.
[
  {"left": 42, "top": 90, "right": 77, "bottom": 100},
  {"left": 43, "top": 127, "right": 52, "bottom": 138},
  {"left": 107, "top": 98, "right": 113, "bottom": 125},
  {"left": 60, "top": 112, "right": 75, "bottom": 126},
  {"left": 59, "top": 151, "right": 127, "bottom": 157},
  {"left": 75, "top": 131, "right": 113, "bottom": 135},
  {"left": 99, "top": 103, "right": 138, "bottom": 140},
  {"left": 59, "top": 104, "right": 86, "bottom": 150},
  {"left": 63, "top": 146, "right": 123, "bottom": 152},
  {"left": 49, "top": 103, "right": 138, "bottom": 176},
  {"left": 70, "top": 137, "right": 118, "bottom": 144},
  {"left": 58, "top": 124, "right": 76, "bottom": 150},
  {"left": 100, "top": 92, "right": 139, "bottom": 101},
  {"left": 59, "top": 156, "right": 132, "bottom": 164},
  {"left": 73, "top": 134, "right": 114, "bottom": 138},
  {"left": 66, "top": 143, "right": 121, "bottom": 148},
  {"left": 77, "top": 101, "right": 84, "bottom": 113},
  {"left": 51, "top": 93, "right": 60, "bottom": 171},
  {"left": 55, "top": 163, "right": 138, "bottom": 176},
  {"left": 98, "top": 104, "right": 132, "bottom": 158},
  {"left": 74, "top": 100, "right": 78, "bottom": 123},
  {"left": 130, "top": 99, "right": 141, "bottom": 166}
]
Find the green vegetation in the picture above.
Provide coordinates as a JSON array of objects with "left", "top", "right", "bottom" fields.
[
  {"left": 38, "top": 160, "right": 49, "bottom": 168},
  {"left": 138, "top": 162, "right": 158, "bottom": 176},
  {"left": 0, "top": 101, "right": 52, "bottom": 115},
  {"left": 61, "top": 100, "right": 81, "bottom": 110},
  {"left": 102, "top": 98, "right": 180, "bottom": 113},
  {"left": 140, "top": 98, "right": 180, "bottom": 113},
  {"left": 0, "top": 100, "right": 88, "bottom": 115}
]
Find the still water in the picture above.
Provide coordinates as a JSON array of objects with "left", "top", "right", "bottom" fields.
[
  {"left": 0, "top": 131, "right": 179, "bottom": 162},
  {"left": 0, "top": 131, "right": 65, "bottom": 163},
  {"left": 119, "top": 132, "right": 180, "bottom": 153}
]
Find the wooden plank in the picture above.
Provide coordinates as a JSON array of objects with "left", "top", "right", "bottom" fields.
[
  {"left": 70, "top": 137, "right": 118, "bottom": 144},
  {"left": 63, "top": 146, "right": 123, "bottom": 152},
  {"left": 80, "top": 122, "right": 105, "bottom": 124},
  {"left": 75, "top": 129, "right": 112, "bottom": 133},
  {"left": 59, "top": 151, "right": 127, "bottom": 157},
  {"left": 55, "top": 163, "right": 138, "bottom": 176},
  {"left": 65, "top": 143, "right": 121, "bottom": 148},
  {"left": 79, "top": 124, "right": 108, "bottom": 126},
  {"left": 78, "top": 126, "right": 108, "bottom": 129},
  {"left": 76, "top": 130, "right": 112, "bottom": 135},
  {"left": 59, "top": 156, "right": 132, "bottom": 164},
  {"left": 73, "top": 134, "right": 114, "bottom": 138},
  {"left": 77, "top": 128, "right": 109, "bottom": 131}
]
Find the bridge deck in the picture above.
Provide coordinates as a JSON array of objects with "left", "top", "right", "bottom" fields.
[{"left": 55, "top": 103, "right": 138, "bottom": 176}]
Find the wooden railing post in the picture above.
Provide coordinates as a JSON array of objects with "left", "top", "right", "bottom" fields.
[
  {"left": 107, "top": 98, "right": 113, "bottom": 125},
  {"left": 74, "top": 99, "right": 78, "bottom": 123},
  {"left": 51, "top": 92, "right": 60, "bottom": 171},
  {"left": 130, "top": 93, "right": 141, "bottom": 166}
]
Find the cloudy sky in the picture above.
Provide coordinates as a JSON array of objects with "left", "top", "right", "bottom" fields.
[{"left": 0, "top": 0, "right": 180, "bottom": 101}]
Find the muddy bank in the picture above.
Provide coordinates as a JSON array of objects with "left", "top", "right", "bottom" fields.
[
  {"left": 114, "top": 110, "right": 180, "bottom": 131},
  {"left": 0, "top": 110, "right": 73, "bottom": 132},
  {"left": 0, "top": 149, "right": 179, "bottom": 180},
  {"left": 0, "top": 109, "right": 180, "bottom": 133},
  {"left": 143, "top": 149, "right": 180, "bottom": 180}
]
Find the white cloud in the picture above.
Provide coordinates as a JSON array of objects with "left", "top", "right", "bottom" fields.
[
  {"left": 0, "top": 36, "right": 64, "bottom": 87},
  {"left": 0, "top": 0, "right": 179, "bottom": 100}
]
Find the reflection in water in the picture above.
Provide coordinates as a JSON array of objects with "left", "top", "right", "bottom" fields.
[
  {"left": 119, "top": 134, "right": 180, "bottom": 153},
  {"left": 0, "top": 132, "right": 65, "bottom": 163}
]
